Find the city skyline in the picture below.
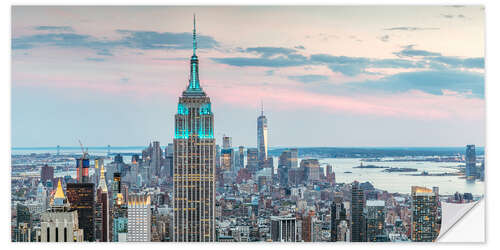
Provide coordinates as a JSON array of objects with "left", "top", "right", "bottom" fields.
[{"left": 12, "top": 6, "right": 485, "bottom": 147}]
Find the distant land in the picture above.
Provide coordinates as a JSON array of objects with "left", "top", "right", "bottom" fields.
[{"left": 12, "top": 146, "right": 484, "bottom": 158}]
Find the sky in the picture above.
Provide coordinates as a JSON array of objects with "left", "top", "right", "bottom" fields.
[{"left": 11, "top": 6, "right": 485, "bottom": 148}]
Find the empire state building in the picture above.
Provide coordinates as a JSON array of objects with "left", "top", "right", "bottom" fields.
[{"left": 172, "top": 16, "right": 216, "bottom": 242}]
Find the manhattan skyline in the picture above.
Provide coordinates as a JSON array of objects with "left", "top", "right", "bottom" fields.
[{"left": 11, "top": 6, "right": 485, "bottom": 147}]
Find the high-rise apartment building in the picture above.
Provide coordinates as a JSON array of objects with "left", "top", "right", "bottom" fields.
[
  {"left": 351, "top": 181, "right": 365, "bottom": 242},
  {"left": 172, "top": 16, "right": 216, "bottom": 242},
  {"left": 366, "top": 200, "right": 385, "bottom": 242},
  {"left": 410, "top": 186, "right": 439, "bottom": 242},
  {"left": 127, "top": 195, "right": 151, "bottom": 242},
  {"left": 465, "top": 144, "right": 477, "bottom": 180}
]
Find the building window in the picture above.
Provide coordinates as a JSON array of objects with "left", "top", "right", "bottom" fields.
[
  {"left": 56, "top": 227, "right": 59, "bottom": 242},
  {"left": 46, "top": 228, "right": 50, "bottom": 242},
  {"left": 64, "top": 228, "right": 67, "bottom": 242}
]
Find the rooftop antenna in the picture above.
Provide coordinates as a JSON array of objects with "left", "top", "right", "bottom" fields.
[
  {"left": 261, "top": 99, "right": 264, "bottom": 116},
  {"left": 193, "top": 13, "right": 197, "bottom": 55}
]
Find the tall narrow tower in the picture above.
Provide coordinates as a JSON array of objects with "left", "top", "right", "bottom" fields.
[
  {"left": 257, "top": 102, "right": 268, "bottom": 168},
  {"left": 173, "top": 15, "right": 216, "bottom": 242}
]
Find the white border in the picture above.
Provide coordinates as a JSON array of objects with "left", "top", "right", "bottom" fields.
[{"left": 2, "top": 1, "right": 497, "bottom": 250}]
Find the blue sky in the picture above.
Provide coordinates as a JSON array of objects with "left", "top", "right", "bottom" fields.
[{"left": 11, "top": 6, "right": 485, "bottom": 147}]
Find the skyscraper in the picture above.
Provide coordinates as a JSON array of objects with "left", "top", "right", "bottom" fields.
[
  {"left": 221, "top": 136, "right": 234, "bottom": 172},
  {"left": 66, "top": 182, "right": 95, "bottom": 241},
  {"left": 151, "top": 141, "right": 163, "bottom": 176},
  {"left": 350, "top": 181, "right": 365, "bottom": 242},
  {"left": 330, "top": 193, "right": 347, "bottom": 242},
  {"left": 96, "top": 165, "right": 109, "bottom": 242},
  {"left": 410, "top": 186, "right": 439, "bottom": 242},
  {"left": 257, "top": 104, "right": 268, "bottom": 169},
  {"left": 172, "top": 15, "right": 215, "bottom": 242},
  {"left": 76, "top": 157, "right": 90, "bottom": 183},
  {"left": 127, "top": 195, "right": 151, "bottom": 242},
  {"left": 246, "top": 148, "right": 259, "bottom": 173},
  {"left": 40, "top": 164, "right": 54, "bottom": 184},
  {"left": 465, "top": 144, "right": 477, "bottom": 180},
  {"left": 365, "top": 200, "right": 386, "bottom": 242},
  {"left": 40, "top": 180, "right": 84, "bottom": 242},
  {"left": 237, "top": 146, "right": 245, "bottom": 171}
]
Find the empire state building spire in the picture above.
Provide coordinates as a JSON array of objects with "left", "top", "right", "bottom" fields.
[{"left": 185, "top": 14, "right": 204, "bottom": 94}]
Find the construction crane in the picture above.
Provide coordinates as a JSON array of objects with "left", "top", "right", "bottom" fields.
[{"left": 78, "top": 139, "right": 88, "bottom": 159}]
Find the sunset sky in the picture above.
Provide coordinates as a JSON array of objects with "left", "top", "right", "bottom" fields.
[{"left": 11, "top": 6, "right": 485, "bottom": 147}]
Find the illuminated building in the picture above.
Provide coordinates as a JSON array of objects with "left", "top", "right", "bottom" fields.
[
  {"left": 271, "top": 215, "right": 297, "bottom": 242},
  {"left": 111, "top": 172, "right": 128, "bottom": 242},
  {"left": 95, "top": 165, "right": 109, "bottom": 242},
  {"left": 366, "top": 200, "right": 385, "bottom": 242},
  {"left": 465, "top": 144, "right": 477, "bottom": 180},
  {"left": 410, "top": 186, "right": 439, "bottom": 242},
  {"left": 40, "top": 180, "right": 84, "bottom": 242},
  {"left": 257, "top": 104, "right": 268, "bottom": 169},
  {"left": 172, "top": 15, "right": 216, "bottom": 242},
  {"left": 66, "top": 182, "right": 95, "bottom": 241},
  {"left": 127, "top": 195, "right": 151, "bottom": 242},
  {"left": 330, "top": 193, "right": 346, "bottom": 241},
  {"left": 350, "top": 181, "right": 365, "bottom": 242}
]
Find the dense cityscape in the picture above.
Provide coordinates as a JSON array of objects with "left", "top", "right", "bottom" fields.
[{"left": 11, "top": 18, "right": 484, "bottom": 243}]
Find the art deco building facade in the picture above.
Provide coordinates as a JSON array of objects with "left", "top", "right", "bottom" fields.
[
  {"left": 96, "top": 165, "right": 110, "bottom": 242},
  {"left": 40, "top": 180, "right": 84, "bottom": 242},
  {"left": 172, "top": 16, "right": 216, "bottom": 242}
]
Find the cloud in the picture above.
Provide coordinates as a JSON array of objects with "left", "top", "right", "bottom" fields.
[
  {"left": 288, "top": 74, "right": 329, "bottom": 83},
  {"left": 394, "top": 45, "right": 441, "bottom": 57},
  {"left": 212, "top": 44, "right": 484, "bottom": 78},
  {"left": 34, "top": 26, "right": 74, "bottom": 32},
  {"left": 245, "top": 47, "right": 297, "bottom": 57},
  {"left": 97, "top": 49, "right": 113, "bottom": 56},
  {"left": 265, "top": 70, "right": 274, "bottom": 76},
  {"left": 116, "top": 30, "right": 218, "bottom": 50},
  {"left": 384, "top": 26, "right": 440, "bottom": 31},
  {"left": 378, "top": 35, "right": 389, "bottom": 42},
  {"left": 12, "top": 29, "right": 219, "bottom": 52},
  {"left": 85, "top": 57, "right": 106, "bottom": 62},
  {"left": 440, "top": 14, "right": 466, "bottom": 19},
  {"left": 211, "top": 56, "right": 309, "bottom": 68},
  {"left": 348, "top": 70, "right": 484, "bottom": 98},
  {"left": 393, "top": 45, "right": 484, "bottom": 69}
]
